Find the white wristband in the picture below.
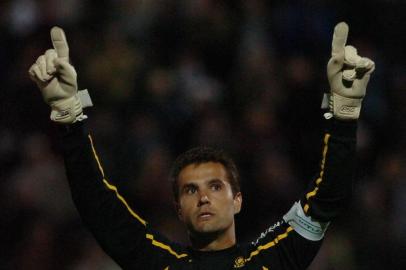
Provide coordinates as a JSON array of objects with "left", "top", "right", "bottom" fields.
[
  {"left": 78, "top": 89, "right": 93, "bottom": 108},
  {"left": 283, "top": 201, "right": 330, "bottom": 241}
]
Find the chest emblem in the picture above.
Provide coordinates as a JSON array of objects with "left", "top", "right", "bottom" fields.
[{"left": 233, "top": 256, "right": 246, "bottom": 268}]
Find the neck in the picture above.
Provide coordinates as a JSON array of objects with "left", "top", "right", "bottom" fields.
[{"left": 190, "top": 223, "right": 236, "bottom": 251}]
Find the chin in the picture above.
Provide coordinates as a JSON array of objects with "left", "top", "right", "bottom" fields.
[
  {"left": 194, "top": 221, "right": 231, "bottom": 237},
  {"left": 195, "top": 224, "right": 216, "bottom": 233},
  {"left": 191, "top": 223, "right": 219, "bottom": 235}
]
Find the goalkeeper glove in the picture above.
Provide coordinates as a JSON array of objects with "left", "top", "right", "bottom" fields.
[
  {"left": 324, "top": 22, "right": 375, "bottom": 120},
  {"left": 28, "top": 27, "right": 92, "bottom": 124}
]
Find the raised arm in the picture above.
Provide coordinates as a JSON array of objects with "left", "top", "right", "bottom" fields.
[
  {"left": 28, "top": 27, "right": 188, "bottom": 269},
  {"left": 245, "top": 22, "right": 375, "bottom": 270},
  {"left": 284, "top": 22, "right": 375, "bottom": 239}
]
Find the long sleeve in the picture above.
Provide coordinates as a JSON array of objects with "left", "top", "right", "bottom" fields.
[
  {"left": 301, "top": 118, "right": 357, "bottom": 222},
  {"left": 238, "top": 118, "right": 358, "bottom": 270},
  {"left": 241, "top": 118, "right": 357, "bottom": 269},
  {"left": 243, "top": 219, "right": 322, "bottom": 270},
  {"left": 59, "top": 122, "right": 189, "bottom": 269}
]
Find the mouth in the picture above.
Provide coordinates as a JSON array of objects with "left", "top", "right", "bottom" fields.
[{"left": 198, "top": 212, "right": 214, "bottom": 220}]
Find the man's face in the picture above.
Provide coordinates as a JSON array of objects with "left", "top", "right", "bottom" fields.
[{"left": 176, "top": 162, "right": 242, "bottom": 235}]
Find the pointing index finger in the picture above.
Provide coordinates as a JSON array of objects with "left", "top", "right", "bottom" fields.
[
  {"left": 331, "top": 22, "right": 349, "bottom": 57},
  {"left": 50, "top": 26, "right": 69, "bottom": 60}
]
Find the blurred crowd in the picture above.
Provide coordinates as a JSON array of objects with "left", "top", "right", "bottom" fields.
[{"left": 1, "top": 0, "right": 406, "bottom": 269}]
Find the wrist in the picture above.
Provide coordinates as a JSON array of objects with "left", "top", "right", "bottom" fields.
[
  {"left": 49, "top": 89, "right": 93, "bottom": 124},
  {"left": 321, "top": 92, "right": 363, "bottom": 120},
  {"left": 325, "top": 117, "right": 358, "bottom": 138},
  {"left": 331, "top": 93, "right": 363, "bottom": 120}
]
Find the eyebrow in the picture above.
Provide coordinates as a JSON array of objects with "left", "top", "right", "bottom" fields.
[
  {"left": 181, "top": 183, "right": 198, "bottom": 192},
  {"left": 207, "top": 178, "right": 224, "bottom": 185},
  {"left": 181, "top": 178, "right": 225, "bottom": 190}
]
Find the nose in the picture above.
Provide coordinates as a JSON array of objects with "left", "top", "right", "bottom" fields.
[{"left": 197, "top": 193, "right": 210, "bottom": 207}]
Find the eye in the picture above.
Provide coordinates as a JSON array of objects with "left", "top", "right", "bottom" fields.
[
  {"left": 185, "top": 186, "right": 197, "bottom": 195},
  {"left": 211, "top": 183, "right": 222, "bottom": 191}
]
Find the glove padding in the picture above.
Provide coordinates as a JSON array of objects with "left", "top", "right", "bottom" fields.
[
  {"left": 326, "top": 22, "right": 375, "bottom": 120},
  {"left": 28, "top": 27, "right": 92, "bottom": 124}
]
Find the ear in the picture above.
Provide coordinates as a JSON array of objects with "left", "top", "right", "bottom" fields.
[{"left": 233, "top": 192, "right": 242, "bottom": 214}]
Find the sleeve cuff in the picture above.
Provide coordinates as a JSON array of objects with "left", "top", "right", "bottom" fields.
[
  {"left": 325, "top": 118, "right": 357, "bottom": 138},
  {"left": 56, "top": 121, "right": 89, "bottom": 150}
]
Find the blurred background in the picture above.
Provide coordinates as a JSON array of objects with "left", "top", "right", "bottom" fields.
[{"left": 1, "top": 0, "right": 406, "bottom": 269}]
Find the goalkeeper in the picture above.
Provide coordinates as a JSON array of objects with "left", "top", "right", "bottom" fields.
[{"left": 29, "top": 22, "right": 374, "bottom": 269}]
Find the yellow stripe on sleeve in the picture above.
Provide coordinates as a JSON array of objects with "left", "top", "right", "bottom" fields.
[
  {"left": 102, "top": 179, "right": 147, "bottom": 226},
  {"left": 304, "top": 133, "right": 331, "bottom": 214},
  {"left": 88, "top": 135, "right": 105, "bottom": 177},
  {"left": 88, "top": 134, "right": 147, "bottom": 226},
  {"left": 88, "top": 134, "right": 187, "bottom": 259},
  {"left": 245, "top": 226, "right": 293, "bottom": 262}
]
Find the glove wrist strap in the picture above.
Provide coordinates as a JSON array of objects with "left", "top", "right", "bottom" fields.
[
  {"left": 50, "top": 89, "right": 93, "bottom": 124},
  {"left": 331, "top": 93, "right": 363, "bottom": 120}
]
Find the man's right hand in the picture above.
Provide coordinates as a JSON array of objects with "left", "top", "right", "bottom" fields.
[{"left": 29, "top": 27, "right": 92, "bottom": 124}]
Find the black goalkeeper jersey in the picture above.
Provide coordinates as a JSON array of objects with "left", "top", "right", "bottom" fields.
[{"left": 60, "top": 118, "right": 356, "bottom": 270}]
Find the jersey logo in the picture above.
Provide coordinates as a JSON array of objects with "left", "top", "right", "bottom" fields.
[
  {"left": 251, "top": 221, "right": 282, "bottom": 246},
  {"left": 233, "top": 256, "right": 246, "bottom": 268}
]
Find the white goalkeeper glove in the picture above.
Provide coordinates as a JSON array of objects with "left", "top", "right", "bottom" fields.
[
  {"left": 324, "top": 22, "right": 375, "bottom": 120},
  {"left": 28, "top": 27, "right": 92, "bottom": 124}
]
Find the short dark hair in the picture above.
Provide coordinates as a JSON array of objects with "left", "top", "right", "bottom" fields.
[{"left": 170, "top": 146, "right": 240, "bottom": 202}]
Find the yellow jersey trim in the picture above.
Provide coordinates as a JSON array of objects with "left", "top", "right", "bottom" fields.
[
  {"left": 88, "top": 134, "right": 188, "bottom": 259},
  {"left": 88, "top": 134, "right": 147, "bottom": 225},
  {"left": 245, "top": 226, "right": 293, "bottom": 262},
  {"left": 146, "top": 234, "right": 188, "bottom": 259},
  {"left": 304, "top": 133, "right": 331, "bottom": 213},
  {"left": 88, "top": 134, "right": 105, "bottom": 177},
  {"left": 102, "top": 179, "right": 147, "bottom": 226}
]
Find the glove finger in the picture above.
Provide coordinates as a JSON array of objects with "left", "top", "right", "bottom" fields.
[
  {"left": 365, "top": 60, "right": 375, "bottom": 75},
  {"left": 54, "top": 58, "right": 77, "bottom": 87},
  {"left": 54, "top": 57, "right": 75, "bottom": 73},
  {"left": 356, "top": 57, "right": 375, "bottom": 74},
  {"left": 28, "top": 63, "right": 39, "bottom": 81},
  {"left": 354, "top": 58, "right": 375, "bottom": 81},
  {"left": 50, "top": 27, "right": 69, "bottom": 60},
  {"left": 352, "top": 73, "right": 371, "bottom": 97},
  {"left": 29, "top": 63, "right": 46, "bottom": 82},
  {"left": 327, "top": 57, "right": 343, "bottom": 78},
  {"left": 327, "top": 22, "right": 349, "bottom": 78},
  {"left": 331, "top": 22, "right": 348, "bottom": 58},
  {"left": 45, "top": 49, "right": 58, "bottom": 75},
  {"left": 36, "top": 55, "right": 52, "bottom": 81},
  {"left": 344, "top": 45, "right": 361, "bottom": 67},
  {"left": 343, "top": 69, "right": 356, "bottom": 81}
]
